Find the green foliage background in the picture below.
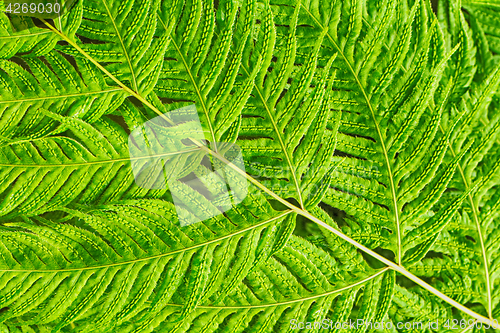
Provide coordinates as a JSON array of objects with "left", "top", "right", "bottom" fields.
[{"left": 1, "top": 0, "right": 500, "bottom": 331}]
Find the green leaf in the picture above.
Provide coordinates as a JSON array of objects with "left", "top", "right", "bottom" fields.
[{"left": 2, "top": 0, "right": 500, "bottom": 331}]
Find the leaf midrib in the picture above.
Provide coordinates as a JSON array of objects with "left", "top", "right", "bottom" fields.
[
  {"left": 301, "top": 6, "right": 402, "bottom": 264},
  {"left": 0, "top": 148, "right": 200, "bottom": 168},
  {"left": 101, "top": 0, "right": 138, "bottom": 92},
  {"left": 0, "top": 88, "right": 123, "bottom": 104},
  {"left": 462, "top": 0, "right": 500, "bottom": 7},
  {"left": 159, "top": 19, "right": 218, "bottom": 151},
  {"left": 0, "top": 31, "right": 51, "bottom": 40},
  {"left": 439, "top": 124, "right": 493, "bottom": 319},
  {"left": 161, "top": 268, "right": 389, "bottom": 310},
  {"left": 161, "top": 16, "right": 305, "bottom": 207},
  {"left": 205, "top": 24, "right": 307, "bottom": 209},
  {"left": 239, "top": 62, "right": 306, "bottom": 209}
]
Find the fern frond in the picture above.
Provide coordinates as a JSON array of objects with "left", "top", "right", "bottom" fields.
[
  {"left": 3, "top": 0, "right": 500, "bottom": 330},
  {"left": 55, "top": 0, "right": 168, "bottom": 95},
  {"left": 235, "top": 1, "right": 338, "bottom": 211},
  {"left": 462, "top": 0, "right": 500, "bottom": 55},
  {"left": 108, "top": 236, "right": 391, "bottom": 333},
  {"left": 0, "top": 2, "right": 82, "bottom": 59},
  {"left": 154, "top": 0, "right": 258, "bottom": 146},
  {"left": 406, "top": 6, "right": 500, "bottom": 321},
  {"left": 0, "top": 192, "right": 292, "bottom": 329},
  {"left": 0, "top": 113, "right": 136, "bottom": 217},
  {"left": 0, "top": 50, "right": 126, "bottom": 140},
  {"left": 288, "top": 0, "right": 463, "bottom": 269}
]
